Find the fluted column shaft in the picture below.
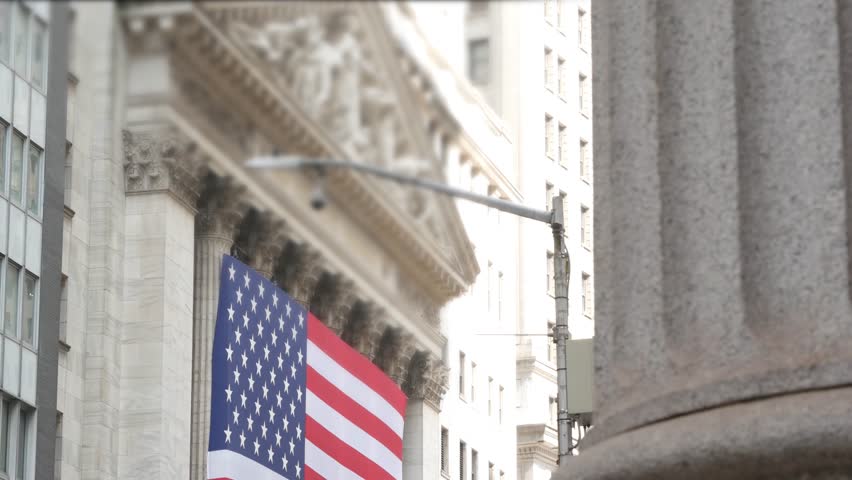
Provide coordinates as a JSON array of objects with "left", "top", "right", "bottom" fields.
[
  {"left": 562, "top": 1, "right": 852, "bottom": 478},
  {"left": 189, "top": 179, "right": 244, "bottom": 480}
]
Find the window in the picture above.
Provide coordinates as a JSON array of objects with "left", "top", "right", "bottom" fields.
[
  {"left": 545, "top": 182, "right": 555, "bottom": 210},
  {"left": 550, "top": 396, "right": 558, "bottom": 426},
  {"left": 54, "top": 412, "right": 63, "bottom": 480},
  {"left": 548, "top": 322, "right": 556, "bottom": 362},
  {"left": 459, "top": 351, "right": 466, "bottom": 399},
  {"left": 486, "top": 262, "right": 492, "bottom": 312},
  {"left": 0, "top": 399, "right": 9, "bottom": 473},
  {"left": 558, "top": 57, "right": 567, "bottom": 97},
  {"left": 497, "top": 272, "right": 503, "bottom": 323},
  {"left": 498, "top": 386, "right": 504, "bottom": 424},
  {"left": 580, "top": 139, "right": 590, "bottom": 180},
  {"left": 459, "top": 441, "right": 467, "bottom": 480},
  {"left": 544, "top": 48, "right": 554, "bottom": 89},
  {"left": 579, "top": 73, "right": 589, "bottom": 114},
  {"left": 471, "top": 362, "right": 477, "bottom": 402},
  {"left": 544, "top": 0, "right": 555, "bottom": 23},
  {"left": 468, "top": 39, "right": 490, "bottom": 85},
  {"left": 469, "top": 1, "right": 489, "bottom": 14},
  {"left": 582, "top": 272, "right": 592, "bottom": 317},
  {"left": 16, "top": 409, "right": 28, "bottom": 480},
  {"left": 545, "top": 115, "right": 555, "bottom": 159},
  {"left": 0, "top": 124, "right": 8, "bottom": 194},
  {"left": 26, "top": 144, "right": 40, "bottom": 216},
  {"left": 487, "top": 377, "right": 493, "bottom": 416},
  {"left": 472, "top": 450, "right": 479, "bottom": 480},
  {"left": 441, "top": 427, "right": 449, "bottom": 476},
  {"left": 59, "top": 275, "right": 68, "bottom": 343},
  {"left": 5, "top": 262, "right": 20, "bottom": 337},
  {"left": 546, "top": 251, "right": 555, "bottom": 297},
  {"left": 30, "top": 18, "right": 46, "bottom": 90},
  {"left": 13, "top": 4, "right": 28, "bottom": 75},
  {"left": 22, "top": 273, "right": 36, "bottom": 346},
  {"left": 489, "top": 462, "right": 495, "bottom": 480},
  {"left": 558, "top": 124, "right": 567, "bottom": 167},
  {"left": 10, "top": 132, "right": 24, "bottom": 205},
  {"left": 0, "top": 2, "right": 10, "bottom": 64},
  {"left": 581, "top": 205, "right": 592, "bottom": 249},
  {"left": 579, "top": 8, "right": 588, "bottom": 48}
]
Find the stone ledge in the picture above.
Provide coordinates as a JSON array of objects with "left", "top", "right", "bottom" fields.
[
  {"left": 556, "top": 386, "right": 852, "bottom": 480},
  {"left": 586, "top": 344, "right": 852, "bottom": 446}
]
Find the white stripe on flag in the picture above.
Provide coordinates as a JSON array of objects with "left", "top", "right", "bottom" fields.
[
  {"left": 207, "top": 449, "right": 285, "bottom": 480},
  {"left": 306, "top": 341, "right": 404, "bottom": 435},
  {"left": 306, "top": 390, "right": 403, "bottom": 479},
  {"left": 305, "top": 439, "right": 363, "bottom": 480}
]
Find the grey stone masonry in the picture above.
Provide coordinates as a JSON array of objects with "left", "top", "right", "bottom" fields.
[{"left": 556, "top": 1, "right": 852, "bottom": 478}]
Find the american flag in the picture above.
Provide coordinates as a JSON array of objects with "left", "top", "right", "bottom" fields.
[{"left": 207, "top": 255, "right": 408, "bottom": 479}]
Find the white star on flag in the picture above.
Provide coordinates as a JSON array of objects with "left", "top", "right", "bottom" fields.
[
  {"left": 225, "top": 344, "right": 233, "bottom": 361},
  {"left": 227, "top": 304, "right": 235, "bottom": 321},
  {"left": 285, "top": 302, "right": 292, "bottom": 318},
  {"left": 251, "top": 296, "right": 258, "bottom": 313},
  {"left": 228, "top": 263, "right": 236, "bottom": 280},
  {"left": 239, "top": 430, "right": 246, "bottom": 448},
  {"left": 236, "top": 288, "right": 243, "bottom": 305},
  {"left": 225, "top": 384, "right": 233, "bottom": 402},
  {"left": 224, "top": 424, "right": 232, "bottom": 444},
  {"left": 258, "top": 282, "right": 265, "bottom": 299},
  {"left": 243, "top": 272, "right": 251, "bottom": 289},
  {"left": 232, "top": 406, "right": 239, "bottom": 425}
]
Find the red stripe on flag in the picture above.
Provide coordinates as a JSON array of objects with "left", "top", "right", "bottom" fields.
[
  {"left": 306, "top": 415, "right": 396, "bottom": 480},
  {"left": 304, "top": 465, "right": 321, "bottom": 480},
  {"left": 307, "top": 365, "right": 403, "bottom": 458},
  {"left": 307, "top": 314, "right": 407, "bottom": 415}
]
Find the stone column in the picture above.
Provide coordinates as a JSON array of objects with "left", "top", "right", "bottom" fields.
[
  {"left": 119, "top": 129, "right": 205, "bottom": 479},
  {"left": 402, "top": 351, "right": 449, "bottom": 480},
  {"left": 559, "top": 1, "right": 852, "bottom": 478},
  {"left": 232, "top": 209, "right": 286, "bottom": 279},
  {"left": 189, "top": 174, "right": 246, "bottom": 480}
]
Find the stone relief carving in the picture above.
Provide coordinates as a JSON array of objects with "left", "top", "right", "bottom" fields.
[
  {"left": 195, "top": 173, "right": 247, "bottom": 239},
  {"left": 233, "top": 209, "right": 287, "bottom": 277},
  {"left": 123, "top": 129, "right": 206, "bottom": 209},
  {"left": 228, "top": 11, "right": 446, "bottom": 219},
  {"left": 404, "top": 350, "right": 449, "bottom": 408}
]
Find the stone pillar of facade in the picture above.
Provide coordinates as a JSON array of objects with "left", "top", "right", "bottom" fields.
[
  {"left": 558, "top": 2, "right": 852, "bottom": 478},
  {"left": 273, "top": 242, "right": 324, "bottom": 307},
  {"left": 232, "top": 208, "right": 286, "bottom": 279},
  {"left": 402, "top": 351, "right": 449, "bottom": 480},
  {"left": 119, "top": 129, "right": 205, "bottom": 479},
  {"left": 189, "top": 174, "right": 246, "bottom": 480}
]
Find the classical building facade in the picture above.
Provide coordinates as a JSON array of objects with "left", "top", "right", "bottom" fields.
[
  {"left": 54, "top": 2, "right": 498, "bottom": 479},
  {"left": 556, "top": 1, "right": 852, "bottom": 479}
]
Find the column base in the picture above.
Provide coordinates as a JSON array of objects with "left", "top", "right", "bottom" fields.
[{"left": 555, "top": 387, "right": 852, "bottom": 480}]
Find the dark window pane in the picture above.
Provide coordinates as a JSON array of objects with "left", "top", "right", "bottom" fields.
[{"left": 5, "top": 263, "right": 19, "bottom": 337}]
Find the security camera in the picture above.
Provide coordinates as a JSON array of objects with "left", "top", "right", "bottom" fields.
[{"left": 310, "top": 183, "right": 327, "bottom": 211}]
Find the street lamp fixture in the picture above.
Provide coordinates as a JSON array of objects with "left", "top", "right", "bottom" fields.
[{"left": 246, "top": 155, "right": 575, "bottom": 464}]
